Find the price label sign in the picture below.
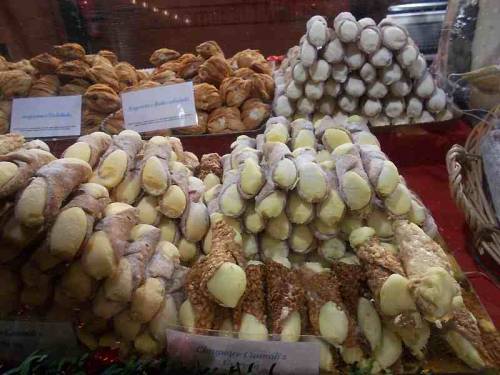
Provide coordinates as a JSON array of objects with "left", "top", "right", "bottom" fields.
[
  {"left": 0, "top": 321, "right": 79, "bottom": 361},
  {"left": 121, "top": 82, "right": 197, "bottom": 133},
  {"left": 11, "top": 95, "right": 82, "bottom": 138},
  {"left": 166, "top": 329, "right": 320, "bottom": 375}
]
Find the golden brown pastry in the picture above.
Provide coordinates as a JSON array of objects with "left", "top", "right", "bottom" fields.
[
  {"left": 28, "top": 75, "right": 60, "bottom": 97},
  {"left": 149, "top": 48, "right": 180, "bottom": 67},
  {"left": 30, "top": 53, "right": 61, "bottom": 74},
  {"left": 97, "top": 50, "right": 118, "bottom": 65},
  {"left": 177, "top": 54, "right": 204, "bottom": 79},
  {"left": 150, "top": 69, "right": 177, "bottom": 84},
  {"left": 0, "top": 70, "right": 32, "bottom": 98},
  {"left": 101, "top": 109, "right": 124, "bottom": 135},
  {"left": 198, "top": 56, "right": 232, "bottom": 87},
  {"left": 241, "top": 98, "right": 271, "bottom": 130},
  {"left": 7, "top": 59, "right": 36, "bottom": 76},
  {"left": 231, "top": 49, "right": 266, "bottom": 69},
  {"left": 0, "top": 101, "right": 12, "bottom": 134},
  {"left": 233, "top": 67, "right": 255, "bottom": 80},
  {"left": 249, "top": 60, "right": 272, "bottom": 75},
  {"left": 84, "top": 84, "right": 121, "bottom": 114},
  {"left": 60, "top": 78, "right": 91, "bottom": 96},
  {"left": 53, "top": 43, "right": 86, "bottom": 61},
  {"left": 220, "top": 77, "right": 252, "bottom": 107},
  {"left": 196, "top": 41, "right": 224, "bottom": 59},
  {"left": 249, "top": 73, "right": 274, "bottom": 102},
  {"left": 207, "top": 107, "right": 244, "bottom": 133},
  {"left": 175, "top": 111, "right": 208, "bottom": 135},
  {"left": 83, "top": 110, "right": 108, "bottom": 134},
  {"left": 114, "top": 62, "right": 139, "bottom": 91},
  {"left": 194, "top": 83, "right": 222, "bottom": 111},
  {"left": 156, "top": 60, "right": 182, "bottom": 75},
  {"left": 122, "top": 80, "right": 160, "bottom": 93},
  {"left": 0, "top": 56, "right": 8, "bottom": 71},
  {"left": 89, "top": 62, "right": 120, "bottom": 92},
  {"left": 0, "top": 132, "right": 24, "bottom": 157},
  {"left": 56, "top": 60, "right": 91, "bottom": 81}
]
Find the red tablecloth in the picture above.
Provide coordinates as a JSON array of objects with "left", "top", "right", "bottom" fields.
[{"left": 378, "top": 120, "right": 500, "bottom": 327}]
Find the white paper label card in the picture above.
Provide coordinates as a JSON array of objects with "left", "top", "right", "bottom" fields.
[
  {"left": 166, "top": 329, "right": 320, "bottom": 375},
  {"left": 11, "top": 95, "right": 82, "bottom": 138},
  {"left": 0, "top": 321, "right": 79, "bottom": 361},
  {"left": 121, "top": 82, "right": 197, "bottom": 132}
]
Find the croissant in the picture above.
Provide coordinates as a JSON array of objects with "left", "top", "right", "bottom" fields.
[
  {"left": 84, "top": 84, "right": 121, "bottom": 114},
  {"left": 207, "top": 107, "right": 245, "bottom": 133},
  {"left": 198, "top": 56, "right": 232, "bottom": 87},
  {"left": 196, "top": 41, "right": 224, "bottom": 59},
  {"left": 30, "top": 53, "right": 61, "bottom": 74},
  {"left": 149, "top": 48, "right": 180, "bottom": 67},
  {"left": 194, "top": 83, "right": 222, "bottom": 111},
  {"left": 53, "top": 43, "right": 86, "bottom": 61}
]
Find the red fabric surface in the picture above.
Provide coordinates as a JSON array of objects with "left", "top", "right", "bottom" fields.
[{"left": 378, "top": 120, "right": 500, "bottom": 327}]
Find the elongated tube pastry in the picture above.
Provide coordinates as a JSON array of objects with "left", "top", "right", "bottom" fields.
[
  {"left": 81, "top": 204, "right": 139, "bottom": 280},
  {"left": 333, "top": 144, "right": 372, "bottom": 212},
  {"left": 393, "top": 220, "right": 461, "bottom": 324},
  {"left": 62, "top": 132, "right": 112, "bottom": 168},
  {"left": 233, "top": 261, "right": 268, "bottom": 341},
  {"left": 90, "top": 130, "right": 143, "bottom": 189},
  {"left": 262, "top": 142, "right": 298, "bottom": 191},
  {"left": 349, "top": 227, "right": 430, "bottom": 358},
  {"left": 139, "top": 136, "right": 171, "bottom": 196},
  {"left": 15, "top": 158, "right": 92, "bottom": 228},
  {"left": 266, "top": 257, "right": 304, "bottom": 342},
  {"left": 293, "top": 147, "right": 328, "bottom": 203},
  {"left": 0, "top": 149, "right": 56, "bottom": 199}
]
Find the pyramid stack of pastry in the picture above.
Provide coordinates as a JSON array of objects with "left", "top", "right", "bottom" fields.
[{"left": 273, "top": 14, "right": 453, "bottom": 127}]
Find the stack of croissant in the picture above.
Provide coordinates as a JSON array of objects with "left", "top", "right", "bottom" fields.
[
  {"left": 0, "top": 41, "right": 274, "bottom": 136},
  {"left": 147, "top": 42, "right": 274, "bottom": 135}
]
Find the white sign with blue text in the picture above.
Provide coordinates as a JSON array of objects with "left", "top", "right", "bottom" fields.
[
  {"left": 121, "top": 81, "right": 197, "bottom": 132},
  {"left": 167, "top": 329, "right": 320, "bottom": 375},
  {"left": 11, "top": 95, "right": 82, "bottom": 138}
]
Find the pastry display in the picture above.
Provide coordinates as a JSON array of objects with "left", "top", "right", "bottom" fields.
[
  {"left": 273, "top": 14, "right": 454, "bottom": 126},
  {"left": 0, "top": 40, "right": 272, "bottom": 135}
]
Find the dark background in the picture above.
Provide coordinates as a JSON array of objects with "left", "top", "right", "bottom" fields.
[{"left": 0, "top": 0, "right": 392, "bottom": 67}]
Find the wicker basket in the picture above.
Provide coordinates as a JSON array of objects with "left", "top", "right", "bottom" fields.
[{"left": 446, "top": 110, "right": 500, "bottom": 272}]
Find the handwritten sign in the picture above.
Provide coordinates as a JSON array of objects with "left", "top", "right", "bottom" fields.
[
  {"left": 11, "top": 95, "right": 82, "bottom": 138},
  {"left": 167, "top": 329, "right": 320, "bottom": 375},
  {"left": 121, "top": 82, "right": 197, "bottom": 132},
  {"left": 0, "top": 321, "right": 79, "bottom": 361}
]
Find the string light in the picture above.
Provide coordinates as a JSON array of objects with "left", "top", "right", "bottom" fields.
[{"left": 129, "top": 0, "right": 192, "bottom": 25}]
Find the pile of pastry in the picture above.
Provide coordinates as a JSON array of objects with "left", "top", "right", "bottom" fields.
[
  {"left": 148, "top": 42, "right": 274, "bottom": 135},
  {"left": 0, "top": 41, "right": 274, "bottom": 136},
  {"left": 180, "top": 113, "right": 496, "bottom": 372},
  {"left": 273, "top": 14, "right": 454, "bottom": 127},
  {"left": 0, "top": 130, "right": 214, "bottom": 356}
]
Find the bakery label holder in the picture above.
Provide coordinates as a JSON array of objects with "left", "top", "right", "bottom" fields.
[
  {"left": 10, "top": 95, "right": 82, "bottom": 138},
  {"left": 121, "top": 81, "right": 197, "bottom": 133}
]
